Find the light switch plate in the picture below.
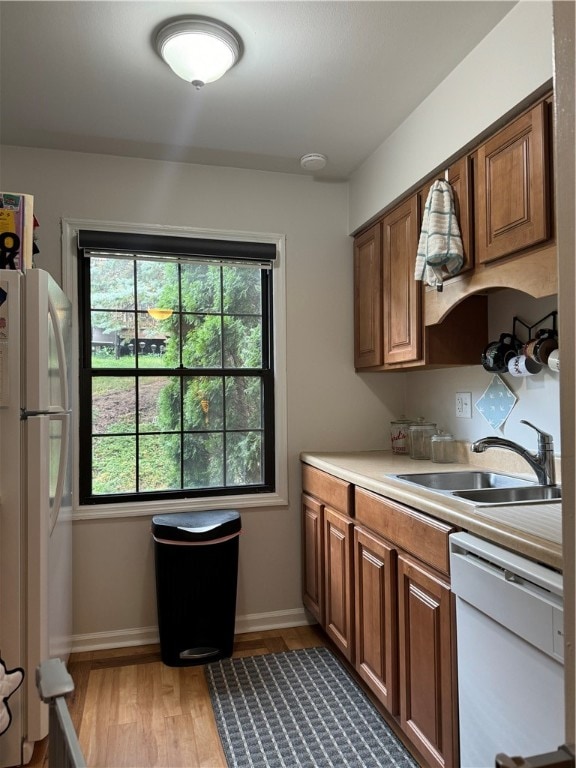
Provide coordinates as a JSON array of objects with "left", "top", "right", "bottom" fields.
[{"left": 456, "top": 392, "right": 472, "bottom": 418}]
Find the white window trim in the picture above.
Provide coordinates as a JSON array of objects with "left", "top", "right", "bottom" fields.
[{"left": 61, "top": 217, "right": 288, "bottom": 521}]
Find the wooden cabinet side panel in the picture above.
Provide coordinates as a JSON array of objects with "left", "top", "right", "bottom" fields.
[
  {"left": 383, "top": 196, "right": 422, "bottom": 365},
  {"left": 302, "top": 494, "right": 324, "bottom": 623},
  {"left": 354, "top": 526, "right": 398, "bottom": 714},
  {"left": 354, "top": 224, "right": 383, "bottom": 368},
  {"left": 397, "top": 555, "right": 457, "bottom": 768},
  {"left": 324, "top": 507, "right": 355, "bottom": 662},
  {"left": 476, "top": 102, "right": 549, "bottom": 263}
]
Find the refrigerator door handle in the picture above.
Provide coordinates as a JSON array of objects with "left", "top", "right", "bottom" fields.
[{"left": 21, "top": 408, "right": 72, "bottom": 419}]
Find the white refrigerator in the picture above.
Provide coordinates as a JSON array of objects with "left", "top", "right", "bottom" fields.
[{"left": 0, "top": 268, "right": 73, "bottom": 767}]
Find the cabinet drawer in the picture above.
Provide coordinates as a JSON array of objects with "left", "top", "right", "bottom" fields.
[
  {"left": 355, "top": 487, "right": 455, "bottom": 575},
  {"left": 302, "top": 464, "right": 352, "bottom": 515}
]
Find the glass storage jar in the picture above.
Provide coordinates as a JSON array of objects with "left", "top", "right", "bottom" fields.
[
  {"left": 431, "top": 432, "right": 457, "bottom": 463},
  {"left": 408, "top": 419, "right": 437, "bottom": 460},
  {"left": 390, "top": 416, "right": 413, "bottom": 455}
]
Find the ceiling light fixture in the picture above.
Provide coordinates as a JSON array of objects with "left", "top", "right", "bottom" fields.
[
  {"left": 300, "top": 153, "right": 328, "bottom": 171},
  {"left": 155, "top": 18, "right": 241, "bottom": 89}
]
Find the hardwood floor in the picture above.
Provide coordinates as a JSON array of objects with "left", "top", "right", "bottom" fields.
[{"left": 29, "top": 625, "right": 327, "bottom": 768}]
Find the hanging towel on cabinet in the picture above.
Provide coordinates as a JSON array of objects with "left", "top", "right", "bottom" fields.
[{"left": 414, "top": 180, "right": 463, "bottom": 290}]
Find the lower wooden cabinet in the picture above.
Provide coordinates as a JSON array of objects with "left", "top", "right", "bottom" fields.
[
  {"left": 301, "top": 465, "right": 459, "bottom": 768},
  {"left": 302, "top": 493, "right": 323, "bottom": 623},
  {"left": 324, "top": 507, "right": 355, "bottom": 662},
  {"left": 301, "top": 464, "right": 354, "bottom": 657},
  {"left": 354, "top": 526, "right": 398, "bottom": 714},
  {"left": 397, "top": 553, "right": 457, "bottom": 768}
]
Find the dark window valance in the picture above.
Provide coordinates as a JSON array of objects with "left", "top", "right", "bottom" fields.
[{"left": 77, "top": 229, "right": 277, "bottom": 264}]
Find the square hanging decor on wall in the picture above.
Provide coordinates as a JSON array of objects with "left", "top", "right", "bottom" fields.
[{"left": 475, "top": 374, "right": 518, "bottom": 430}]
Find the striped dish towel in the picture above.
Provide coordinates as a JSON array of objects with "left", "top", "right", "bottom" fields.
[{"left": 414, "top": 180, "right": 464, "bottom": 290}]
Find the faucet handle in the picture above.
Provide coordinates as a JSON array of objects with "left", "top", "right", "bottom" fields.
[{"left": 520, "top": 419, "right": 554, "bottom": 447}]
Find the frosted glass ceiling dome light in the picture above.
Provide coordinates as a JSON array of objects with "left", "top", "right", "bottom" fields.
[{"left": 156, "top": 18, "right": 241, "bottom": 89}]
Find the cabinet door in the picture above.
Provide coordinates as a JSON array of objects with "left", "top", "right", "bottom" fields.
[
  {"left": 354, "top": 223, "right": 383, "bottom": 368},
  {"left": 324, "top": 507, "right": 354, "bottom": 662},
  {"left": 397, "top": 554, "right": 457, "bottom": 768},
  {"left": 354, "top": 526, "right": 398, "bottom": 714},
  {"left": 302, "top": 493, "right": 324, "bottom": 623},
  {"left": 476, "top": 101, "right": 549, "bottom": 264},
  {"left": 382, "top": 196, "right": 421, "bottom": 365}
]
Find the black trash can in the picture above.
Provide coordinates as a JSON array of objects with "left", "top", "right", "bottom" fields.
[{"left": 152, "top": 509, "right": 241, "bottom": 667}]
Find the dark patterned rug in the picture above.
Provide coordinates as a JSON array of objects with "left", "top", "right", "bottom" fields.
[{"left": 205, "top": 647, "right": 418, "bottom": 768}]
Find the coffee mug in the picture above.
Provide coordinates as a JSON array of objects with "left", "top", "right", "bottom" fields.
[
  {"left": 524, "top": 328, "right": 558, "bottom": 366},
  {"left": 482, "top": 333, "right": 522, "bottom": 373},
  {"left": 507, "top": 354, "right": 542, "bottom": 377},
  {"left": 547, "top": 348, "right": 560, "bottom": 372}
]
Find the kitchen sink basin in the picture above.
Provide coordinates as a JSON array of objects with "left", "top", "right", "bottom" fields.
[
  {"left": 452, "top": 485, "right": 562, "bottom": 505},
  {"left": 391, "top": 471, "right": 535, "bottom": 492}
]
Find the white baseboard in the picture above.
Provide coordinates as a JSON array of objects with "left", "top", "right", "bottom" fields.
[
  {"left": 233, "top": 607, "right": 309, "bottom": 635},
  {"left": 71, "top": 607, "right": 311, "bottom": 653}
]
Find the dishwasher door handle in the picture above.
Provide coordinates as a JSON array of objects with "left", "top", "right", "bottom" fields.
[{"left": 495, "top": 746, "right": 575, "bottom": 768}]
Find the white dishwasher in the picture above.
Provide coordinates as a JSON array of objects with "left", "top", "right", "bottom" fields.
[{"left": 449, "top": 532, "right": 564, "bottom": 768}]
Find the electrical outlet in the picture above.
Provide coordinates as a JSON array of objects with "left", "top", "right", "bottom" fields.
[{"left": 456, "top": 392, "right": 472, "bottom": 418}]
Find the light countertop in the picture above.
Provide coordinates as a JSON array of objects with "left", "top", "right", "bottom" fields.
[{"left": 300, "top": 450, "right": 562, "bottom": 572}]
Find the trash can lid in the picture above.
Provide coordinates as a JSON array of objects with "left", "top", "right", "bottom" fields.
[{"left": 152, "top": 509, "right": 241, "bottom": 543}]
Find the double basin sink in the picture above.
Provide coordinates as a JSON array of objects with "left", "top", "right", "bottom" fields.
[{"left": 387, "top": 470, "right": 562, "bottom": 507}]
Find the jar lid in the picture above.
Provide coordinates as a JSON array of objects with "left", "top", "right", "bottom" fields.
[
  {"left": 391, "top": 414, "right": 413, "bottom": 425},
  {"left": 431, "top": 432, "right": 454, "bottom": 442},
  {"left": 409, "top": 421, "right": 436, "bottom": 430}
]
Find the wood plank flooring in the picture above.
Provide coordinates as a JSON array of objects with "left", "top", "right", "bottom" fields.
[{"left": 29, "top": 625, "right": 327, "bottom": 768}]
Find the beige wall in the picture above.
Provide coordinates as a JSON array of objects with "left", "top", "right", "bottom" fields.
[{"left": 1, "top": 146, "right": 404, "bottom": 646}]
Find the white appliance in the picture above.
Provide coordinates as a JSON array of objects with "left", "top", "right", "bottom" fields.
[
  {"left": 0, "top": 268, "right": 73, "bottom": 767},
  {"left": 450, "top": 532, "right": 564, "bottom": 768}
]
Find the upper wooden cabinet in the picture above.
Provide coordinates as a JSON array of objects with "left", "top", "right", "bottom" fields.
[
  {"left": 353, "top": 192, "right": 487, "bottom": 372},
  {"left": 382, "top": 195, "right": 421, "bottom": 365},
  {"left": 353, "top": 91, "right": 555, "bottom": 369},
  {"left": 354, "top": 223, "right": 383, "bottom": 368},
  {"left": 475, "top": 101, "right": 550, "bottom": 264}
]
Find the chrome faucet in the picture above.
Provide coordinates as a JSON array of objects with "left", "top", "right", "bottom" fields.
[{"left": 471, "top": 420, "right": 556, "bottom": 486}]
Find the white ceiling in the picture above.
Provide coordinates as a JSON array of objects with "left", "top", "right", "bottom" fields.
[{"left": 0, "top": 1, "right": 516, "bottom": 180}]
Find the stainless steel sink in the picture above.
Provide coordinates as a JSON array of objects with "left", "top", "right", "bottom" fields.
[
  {"left": 391, "top": 471, "right": 535, "bottom": 492},
  {"left": 452, "top": 485, "right": 562, "bottom": 505},
  {"left": 387, "top": 470, "right": 561, "bottom": 507}
]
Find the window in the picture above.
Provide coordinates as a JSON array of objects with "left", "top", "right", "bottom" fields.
[{"left": 77, "top": 229, "right": 277, "bottom": 506}]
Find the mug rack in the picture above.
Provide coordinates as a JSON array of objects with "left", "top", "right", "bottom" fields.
[{"left": 512, "top": 310, "right": 558, "bottom": 344}]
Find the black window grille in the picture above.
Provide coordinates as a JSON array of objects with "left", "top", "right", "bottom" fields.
[{"left": 77, "top": 229, "right": 276, "bottom": 505}]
